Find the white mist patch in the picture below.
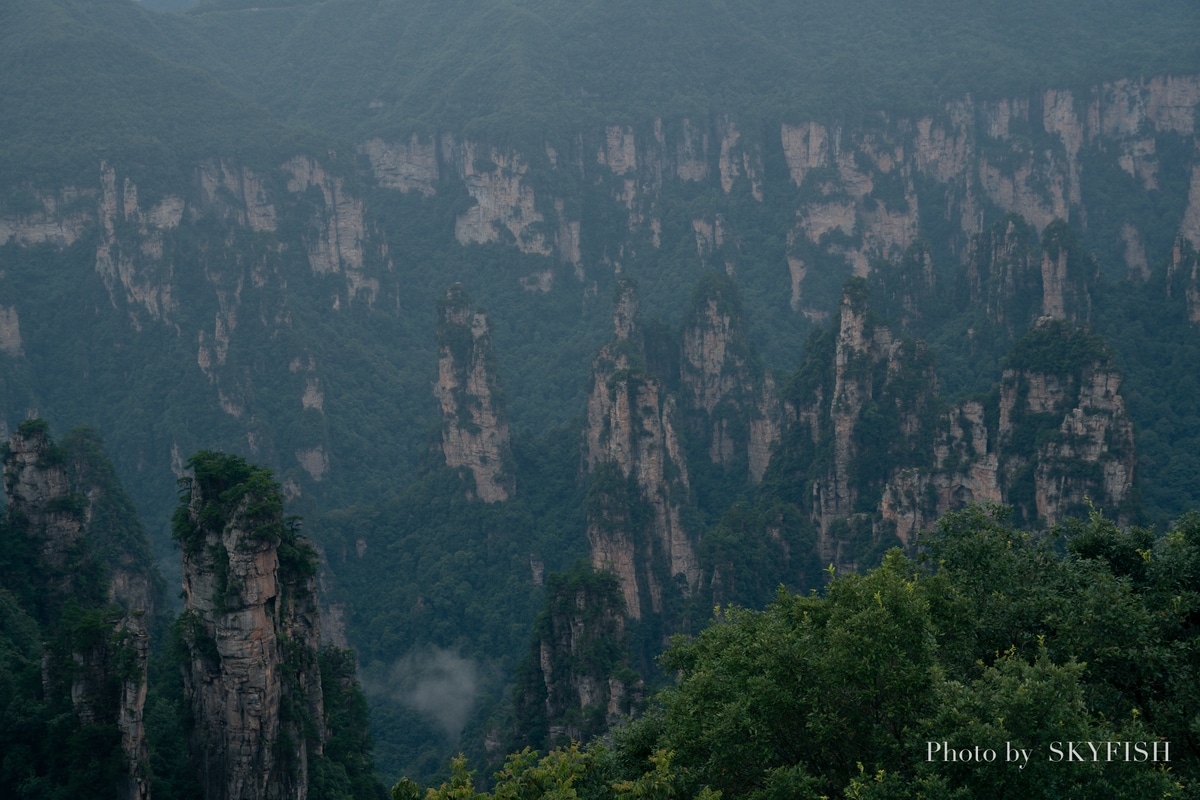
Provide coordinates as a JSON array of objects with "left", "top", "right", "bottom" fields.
[{"left": 366, "top": 647, "right": 480, "bottom": 739}]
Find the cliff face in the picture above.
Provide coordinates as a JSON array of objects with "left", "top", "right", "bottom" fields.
[
  {"left": 1167, "top": 236, "right": 1200, "bottom": 325},
  {"left": 963, "top": 215, "right": 1041, "bottom": 331},
  {"left": 583, "top": 278, "right": 793, "bottom": 616},
  {"left": 434, "top": 285, "right": 514, "bottom": 503},
  {"left": 1, "top": 421, "right": 153, "bottom": 800},
  {"left": 997, "top": 319, "right": 1135, "bottom": 525},
  {"left": 349, "top": 75, "right": 1200, "bottom": 299},
  {"left": 680, "top": 275, "right": 782, "bottom": 482},
  {"left": 779, "top": 283, "right": 1135, "bottom": 568},
  {"left": 3, "top": 423, "right": 85, "bottom": 593},
  {"left": 176, "top": 453, "right": 325, "bottom": 800},
  {"left": 513, "top": 567, "right": 643, "bottom": 750},
  {"left": 1, "top": 75, "right": 1195, "bottom": 538},
  {"left": 582, "top": 281, "right": 694, "bottom": 619},
  {"left": 781, "top": 281, "right": 939, "bottom": 566}
]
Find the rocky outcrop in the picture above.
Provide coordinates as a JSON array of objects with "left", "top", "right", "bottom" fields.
[
  {"left": 582, "top": 280, "right": 696, "bottom": 619},
  {"left": 997, "top": 318, "right": 1135, "bottom": 525},
  {"left": 792, "top": 281, "right": 938, "bottom": 563},
  {"left": 95, "top": 163, "right": 182, "bottom": 323},
  {"left": 514, "top": 567, "right": 643, "bottom": 749},
  {"left": 680, "top": 274, "right": 781, "bottom": 482},
  {"left": 284, "top": 156, "right": 378, "bottom": 305},
  {"left": 361, "top": 135, "right": 439, "bottom": 196},
  {"left": 1038, "top": 220, "right": 1097, "bottom": 322},
  {"left": 3, "top": 421, "right": 86, "bottom": 592},
  {"left": 434, "top": 285, "right": 514, "bottom": 502},
  {"left": 196, "top": 160, "right": 277, "bottom": 232},
  {"left": 350, "top": 75, "right": 1200, "bottom": 319},
  {"left": 959, "top": 214, "right": 1097, "bottom": 333},
  {"left": 1167, "top": 236, "right": 1200, "bottom": 324},
  {"left": 878, "top": 321, "right": 1134, "bottom": 540},
  {"left": 176, "top": 452, "right": 325, "bottom": 800},
  {"left": 2, "top": 421, "right": 154, "bottom": 800},
  {"left": 963, "top": 215, "right": 1041, "bottom": 330},
  {"left": 448, "top": 139, "right": 552, "bottom": 256},
  {"left": 879, "top": 400, "right": 1002, "bottom": 545},
  {"left": 779, "top": 282, "right": 1135, "bottom": 568}
]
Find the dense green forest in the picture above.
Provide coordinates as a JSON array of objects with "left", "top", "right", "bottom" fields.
[
  {"left": 400, "top": 506, "right": 1200, "bottom": 799},
  {"left": 5, "top": 0, "right": 1200, "bottom": 793}
]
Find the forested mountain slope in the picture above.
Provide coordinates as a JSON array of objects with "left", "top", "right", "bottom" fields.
[{"left": 4, "top": 0, "right": 1200, "bottom": 786}]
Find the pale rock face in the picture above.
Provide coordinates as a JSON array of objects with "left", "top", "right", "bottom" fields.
[
  {"left": 1042, "top": 89, "right": 1084, "bottom": 206},
  {"left": 1043, "top": 90, "right": 1084, "bottom": 159},
  {"left": 1181, "top": 164, "right": 1200, "bottom": 249},
  {"left": 803, "top": 287, "right": 908, "bottom": 561},
  {"left": 115, "top": 616, "right": 151, "bottom": 800},
  {"left": 880, "top": 401, "right": 1002, "bottom": 545},
  {"left": 284, "top": 157, "right": 370, "bottom": 297},
  {"left": 718, "top": 117, "right": 763, "bottom": 200},
  {"left": 781, "top": 121, "right": 830, "bottom": 186},
  {"left": 799, "top": 201, "right": 856, "bottom": 244},
  {"left": 786, "top": 251, "right": 807, "bottom": 311},
  {"left": 979, "top": 158, "right": 1067, "bottom": 233},
  {"left": 676, "top": 119, "right": 709, "bottom": 182},
  {"left": 1034, "top": 369, "right": 1135, "bottom": 525},
  {"left": 1167, "top": 238, "right": 1200, "bottom": 324},
  {"left": 583, "top": 283, "right": 697, "bottom": 619},
  {"left": 1144, "top": 75, "right": 1200, "bottom": 135},
  {"left": 180, "top": 478, "right": 325, "bottom": 800},
  {"left": 1121, "top": 223, "right": 1150, "bottom": 279},
  {"left": 982, "top": 97, "right": 1029, "bottom": 140},
  {"left": 0, "top": 186, "right": 94, "bottom": 247},
  {"left": 96, "top": 164, "right": 179, "bottom": 322},
  {"left": 295, "top": 445, "right": 329, "bottom": 482},
  {"left": 453, "top": 142, "right": 551, "bottom": 256},
  {"left": 3, "top": 428, "right": 152, "bottom": 800},
  {"left": 819, "top": 298, "right": 865, "bottom": 549},
  {"left": 1117, "top": 137, "right": 1158, "bottom": 190},
  {"left": 858, "top": 189, "right": 919, "bottom": 264},
  {"left": 682, "top": 298, "right": 738, "bottom": 415},
  {"left": 197, "top": 160, "right": 276, "bottom": 232},
  {"left": 914, "top": 110, "right": 971, "bottom": 183},
  {"left": 435, "top": 288, "right": 514, "bottom": 503},
  {"left": 362, "top": 135, "right": 439, "bottom": 195},
  {"left": 679, "top": 293, "right": 782, "bottom": 482},
  {"left": 586, "top": 518, "right": 642, "bottom": 617},
  {"left": 527, "top": 580, "right": 642, "bottom": 741},
  {"left": 301, "top": 378, "right": 324, "bottom": 411},
  {"left": 1040, "top": 248, "right": 1069, "bottom": 319},
  {"left": 599, "top": 125, "right": 638, "bottom": 175},
  {"left": 554, "top": 198, "right": 582, "bottom": 273},
  {"left": 4, "top": 427, "right": 83, "bottom": 577},
  {"left": 691, "top": 217, "right": 718, "bottom": 257},
  {"left": 747, "top": 374, "right": 782, "bottom": 483}
]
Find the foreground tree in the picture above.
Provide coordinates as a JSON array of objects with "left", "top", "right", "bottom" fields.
[{"left": 399, "top": 505, "right": 1194, "bottom": 800}]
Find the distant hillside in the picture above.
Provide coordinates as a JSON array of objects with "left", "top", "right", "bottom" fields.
[{"left": 5, "top": 0, "right": 1200, "bottom": 785}]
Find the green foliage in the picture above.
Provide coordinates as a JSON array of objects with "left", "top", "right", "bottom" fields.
[
  {"left": 312, "top": 648, "right": 388, "bottom": 800},
  {"left": 172, "top": 451, "right": 316, "bottom": 586},
  {"left": 1002, "top": 319, "right": 1112, "bottom": 377},
  {"left": 412, "top": 504, "right": 1199, "bottom": 799},
  {"left": 512, "top": 563, "right": 639, "bottom": 752}
]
